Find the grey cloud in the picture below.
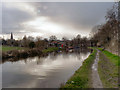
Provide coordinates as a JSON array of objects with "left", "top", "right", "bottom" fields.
[
  {"left": 2, "top": 3, "right": 35, "bottom": 34},
  {"left": 31, "top": 2, "right": 114, "bottom": 31}
]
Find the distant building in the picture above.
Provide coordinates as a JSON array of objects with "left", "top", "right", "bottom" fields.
[
  {"left": 11, "top": 32, "right": 13, "bottom": 40},
  {"left": 49, "top": 40, "right": 65, "bottom": 47},
  {"left": 10, "top": 32, "right": 14, "bottom": 46},
  {"left": 5, "top": 32, "right": 15, "bottom": 46}
]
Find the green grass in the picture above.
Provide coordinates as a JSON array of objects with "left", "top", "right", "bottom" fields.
[
  {"left": 97, "top": 48, "right": 120, "bottom": 66},
  {"left": 97, "top": 47, "right": 119, "bottom": 88},
  {"left": 98, "top": 51, "right": 118, "bottom": 88},
  {"left": 2, "top": 46, "right": 58, "bottom": 53},
  {"left": 61, "top": 49, "right": 97, "bottom": 88},
  {"left": 1, "top": 46, "right": 27, "bottom": 52},
  {"left": 42, "top": 47, "right": 58, "bottom": 53}
]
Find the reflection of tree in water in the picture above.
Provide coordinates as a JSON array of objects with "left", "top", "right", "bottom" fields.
[
  {"left": 36, "top": 57, "right": 45, "bottom": 65},
  {"left": 1, "top": 48, "right": 91, "bottom": 65},
  {"left": 62, "top": 52, "right": 70, "bottom": 59},
  {"left": 26, "top": 57, "right": 37, "bottom": 63},
  {"left": 49, "top": 52, "right": 58, "bottom": 61},
  {"left": 2, "top": 57, "right": 28, "bottom": 64},
  {"left": 73, "top": 48, "right": 90, "bottom": 60},
  {"left": 23, "top": 58, "right": 27, "bottom": 64},
  {"left": 75, "top": 53, "right": 81, "bottom": 60},
  {"left": 74, "top": 48, "right": 89, "bottom": 54}
]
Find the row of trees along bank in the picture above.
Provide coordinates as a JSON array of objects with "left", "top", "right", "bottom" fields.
[
  {"left": 90, "top": 2, "right": 120, "bottom": 54},
  {"left": 1, "top": 34, "right": 93, "bottom": 60},
  {"left": 2, "top": 35, "right": 92, "bottom": 50}
]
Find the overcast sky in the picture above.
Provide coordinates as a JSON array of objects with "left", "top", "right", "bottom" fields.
[{"left": 1, "top": 2, "right": 114, "bottom": 40}]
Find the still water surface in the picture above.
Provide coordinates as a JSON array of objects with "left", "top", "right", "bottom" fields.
[{"left": 2, "top": 50, "right": 90, "bottom": 88}]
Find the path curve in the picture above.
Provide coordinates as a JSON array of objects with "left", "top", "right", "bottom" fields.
[{"left": 92, "top": 50, "right": 103, "bottom": 88}]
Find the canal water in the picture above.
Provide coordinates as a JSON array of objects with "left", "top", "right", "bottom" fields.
[{"left": 2, "top": 49, "right": 90, "bottom": 88}]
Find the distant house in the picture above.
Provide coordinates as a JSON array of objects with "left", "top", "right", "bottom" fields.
[
  {"left": 58, "top": 41, "right": 65, "bottom": 47},
  {"left": 49, "top": 40, "right": 65, "bottom": 47}
]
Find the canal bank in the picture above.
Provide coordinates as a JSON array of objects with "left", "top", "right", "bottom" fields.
[
  {"left": 2, "top": 47, "right": 58, "bottom": 63},
  {"left": 61, "top": 48, "right": 97, "bottom": 88},
  {"left": 61, "top": 47, "right": 119, "bottom": 88},
  {"left": 97, "top": 48, "right": 119, "bottom": 88}
]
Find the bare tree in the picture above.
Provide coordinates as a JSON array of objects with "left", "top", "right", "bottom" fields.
[{"left": 49, "top": 35, "right": 57, "bottom": 41}]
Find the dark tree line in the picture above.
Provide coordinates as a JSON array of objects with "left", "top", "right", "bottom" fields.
[
  {"left": 1, "top": 34, "right": 90, "bottom": 49},
  {"left": 90, "top": 2, "right": 119, "bottom": 47}
]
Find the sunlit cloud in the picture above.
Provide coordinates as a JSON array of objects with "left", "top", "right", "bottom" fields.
[{"left": 23, "top": 17, "right": 63, "bottom": 34}]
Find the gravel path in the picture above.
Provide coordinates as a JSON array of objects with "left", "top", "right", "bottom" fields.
[{"left": 92, "top": 50, "right": 103, "bottom": 88}]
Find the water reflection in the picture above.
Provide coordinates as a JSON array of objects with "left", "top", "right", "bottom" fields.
[{"left": 2, "top": 49, "right": 90, "bottom": 88}]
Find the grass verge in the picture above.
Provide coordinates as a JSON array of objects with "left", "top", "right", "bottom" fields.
[
  {"left": 97, "top": 48, "right": 119, "bottom": 88},
  {"left": 1, "top": 46, "right": 27, "bottom": 52},
  {"left": 97, "top": 48, "right": 120, "bottom": 66},
  {"left": 42, "top": 47, "right": 58, "bottom": 53},
  {"left": 61, "top": 48, "right": 97, "bottom": 88}
]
